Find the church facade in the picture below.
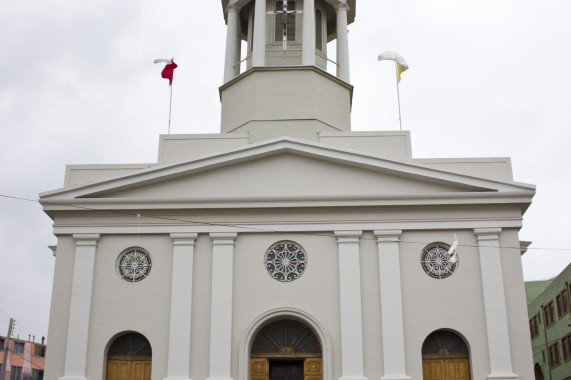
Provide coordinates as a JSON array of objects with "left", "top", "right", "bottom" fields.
[{"left": 41, "top": 1, "right": 536, "bottom": 380}]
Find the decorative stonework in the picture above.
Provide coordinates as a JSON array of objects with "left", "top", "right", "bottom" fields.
[
  {"left": 420, "top": 242, "right": 457, "bottom": 279},
  {"left": 116, "top": 247, "right": 152, "bottom": 282},
  {"left": 264, "top": 241, "right": 308, "bottom": 282}
]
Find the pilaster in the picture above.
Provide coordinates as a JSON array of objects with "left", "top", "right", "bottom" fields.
[
  {"left": 335, "top": 231, "right": 367, "bottom": 380},
  {"left": 207, "top": 233, "right": 238, "bottom": 380},
  {"left": 474, "top": 228, "right": 518, "bottom": 380},
  {"left": 164, "top": 233, "right": 198, "bottom": 380},
  {"left": 302, "top": 0, "right": 316, "bottom": 66},
  {"left": 374, "top": 230, "right": 411, "bottom": 380},
  {"left": 252, "top": 0, "right": 267, "bottom": 67},
  {"left": 59, "top": 234, "right": 100, "bottom": 380}
]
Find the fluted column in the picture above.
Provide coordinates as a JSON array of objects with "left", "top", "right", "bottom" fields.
[
  {"left": 335, "top": 2, "right": 350, "bottom": 82},
  {"left": 374, "top": 230, "right": 410, "bottom": 380},
  {"left": 207, "top": 233, "right": 238, "bottom": 380},
  {"left": 164, "top": 233, "right": 198, "bottom": 380},
  {"left": 335, "top": 231, "right": 367, "bottom": 380},
  {"left": 252, "top": 0, "right": 267, "bottom": 67},
  {"left": 474, "top": 228, "right": 518, "bottom": 380},
  {"left": 224, "top": 4, "right": 241, "bottom": 82},
  {"left": 59, "top": 234, "right": 100, "bottom": 380},
  {"left": 302, "top": 0, "right": 316, "bottom": 66}
]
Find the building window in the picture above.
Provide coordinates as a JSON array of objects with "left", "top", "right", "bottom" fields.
[
  {"left": 10, "top": 366, "right": 22, "bottom": 380},
  {"left": 264, "top": 241, "right": 308, "bottom": 282},
  {"left": 34, "top": 345, "right": 46, "bottom": 358},
  {"left": 543, "top": 301, "right": 556, "bottom": 327},
  {"left": 556, "top": 288, "right": 570, "bottom": 318},
  {"left": 274, "top": 1, "right": 297, "bottom": 42},
  {"left": 563, "top": 333, "right": 571, "bottom": 362},
  {"left": 529, "top": 315, "right": 540, "bottom": 339},
  {"left": 13, "top": 341, "right": 24, "bottom": 355},
  {"left": 0, "top": 338, "right": 4, "bottom": 350},
  {"left": 32, "top": 369, "right": 44, "bottom": 380},
  {"left": 420, "top": 242, "right": 458, "bottom": 279},
  {"left": 548, "top": 342, "right": 561, "bottom": 368},
  {"left": 116, "top": 247, "right": 152, "bottom": 282}
]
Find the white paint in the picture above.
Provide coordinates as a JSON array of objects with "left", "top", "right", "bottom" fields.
[
  {"left": 302, "top": 0, "right": 316, "bottom": 66},
  {"left": 474, "top": 228, "right": 518, "bottom": 380},
  {"left": 59, "top": 234, "right": 100, "bottom": 380},
  {"left": 207, "top": 233, "right": 238, "bottom": 380},
  {"left": 252, "top": 0, "right": 267, "bottom": 67},
  {"left": 164, "top": 233, "right": 197, "bottom": 380},
  {"left": 374, "top": 230, "right": 411, "bottom": 380},
  {"left": 224, "top": 5, "right": 241, "bottom": 83},
  {"left": 335, "top": 231, "right": 367, "bottom": 380},
  {"left": 335, "top": 2, "right": 350, "bottom": 82}
]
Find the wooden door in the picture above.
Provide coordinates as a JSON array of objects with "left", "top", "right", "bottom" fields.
[
  {"left": 107, "top": 360, "right": 152, "bottom": 380},
  {"left": 422, "top": 359, "right": 470, "bottom": 380}
]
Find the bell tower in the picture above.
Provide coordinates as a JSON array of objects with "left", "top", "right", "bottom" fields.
[{"left": 220, "top": 0, "right": 356, "bottom": 142}]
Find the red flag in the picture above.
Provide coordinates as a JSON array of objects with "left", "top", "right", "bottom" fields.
[{"left": 161, "top": 61, "right": 177, "bottom": 86}]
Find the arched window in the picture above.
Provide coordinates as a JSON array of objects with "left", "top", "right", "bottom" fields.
[
  {"left": 106, "top": 333, "right": 152, "bottom": 380},
  {"left": 250, "top": 320, "right": 322, "bottom": 380},
  {"left": 315, "top": 9, "right": 323, "bottom": 51},
  {"left": 422, "top": 330, "right": 471, "bottom": 380}
]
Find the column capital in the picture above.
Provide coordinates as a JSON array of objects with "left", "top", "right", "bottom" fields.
[
  {"left": 210, "top": 232, "right": 238, "bottom": 245},
  {"left": 374, "top": 230, "right": 402, "bottom": 242},
  {"left": 474, "top": 228, "right": 502, "bottom": 240},
  {"left": 335, "top": 230, "right": 362, "bottom": 243},
  {"left": 225, "top": 3, "right": 240, "bottom": 14},
  {"left": 73, "top": 233, "right": 100, "bottom": 246},
  {"left": 171, "top": 233, "right": 198, "bottom": 246},
  {"left": 334, "top": 1, "right": 350, "bottom": 12}
]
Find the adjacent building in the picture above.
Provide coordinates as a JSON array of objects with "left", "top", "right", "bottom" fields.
[
  {"left": 40, "top": 1, "right": 537, "bottom": 380},
  {"left": 526, "top": 263, "right": 571, "bottom": 380},
  {"left": 0, "top": 336, "right": 46, "bottom": 380}
]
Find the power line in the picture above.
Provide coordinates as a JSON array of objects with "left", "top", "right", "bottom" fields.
[{"left": 2, "top": 193, "right": 571, "bottom": 252}]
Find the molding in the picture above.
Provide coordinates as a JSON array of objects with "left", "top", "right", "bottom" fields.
[
  {"left": 238, "top": 308, "right": 333, "bottom": 380},
  {"left": 474, "top": 228, "right": 502, "bottom": 240},
  {"left": 374, "top": 230, "right": 402, "bottom": 242},
  {"left": 52, "top": 220, "right": 524, "bottom": 236},
  {"left": 210, "top": 232, "right": 238, "bottom": 245},
  {"left": 72, "top": 233, "right": 100, "bottom": 246},
  {"left": 171, "top": 233, "right": 198, "bottom": 246},
  {"left": 335, "top": 230, "right": 362, "bottom": 243}
]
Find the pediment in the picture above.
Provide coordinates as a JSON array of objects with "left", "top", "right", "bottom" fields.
[{"left": 40, "top": 137, "right": 535, "bottom": 207}]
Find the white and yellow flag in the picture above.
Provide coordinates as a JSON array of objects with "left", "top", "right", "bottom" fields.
[{"left": 378, "top": 51, "right": 409, "bottom": 82}]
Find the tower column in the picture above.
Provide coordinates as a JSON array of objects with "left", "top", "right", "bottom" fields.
[
  {"left": 374, "top": 230, "right": 411, "bottom": 380},
  {"left": 474, "top": 228, "right": 518, "bottom": 380},
  {"left": 335, "top": 231, "right": 367, "bottom": 380},
  {"left": 207, "top": 233, "right": 238, "bottom": 380},
  {"left": 335, "top": 2, "right": 350, "bottom": 82},
  {"left": 224, "top": 4, "right": 241, "bottom": 82},
  {"left": 59, "top": 234, "right": 100, "bottom": 380},
  {"left": 302, "top": 0, "right": 316, "bottom": 66},
  {"left": 252, "top": 0, "right": 267, "bottom": 67},
  {"left": 165, "top": 233, "right": 198, "bottom": 380}
]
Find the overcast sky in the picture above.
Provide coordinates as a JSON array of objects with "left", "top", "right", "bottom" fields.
[{"left": 1, "top": 0, "right": 570, "bottom": 340}]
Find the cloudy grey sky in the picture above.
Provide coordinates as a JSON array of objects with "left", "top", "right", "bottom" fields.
[{"left": 1, "top": 0, "right": 570, "bottom": 339}]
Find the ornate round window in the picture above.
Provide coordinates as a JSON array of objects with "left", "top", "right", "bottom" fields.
[
  {"left": 264, "top": 241, "right": 308, "bottom": 282},
  {"left": 420, "top": 242, "right": 458, "bottom": 279},
  {"left": 116, "top": 247, "right": 152, "bottom": 282}
]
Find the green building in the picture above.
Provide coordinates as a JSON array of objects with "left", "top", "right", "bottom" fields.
[{"left": 526, "top": 262, "right": 571, "bottom": 380}]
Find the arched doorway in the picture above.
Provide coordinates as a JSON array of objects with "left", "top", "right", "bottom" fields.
[
  {"left": 250, "top": 319, "right": 322, "bottom": 380},
  {"left": 106, "top": 332, "right": 152, "bottom": 380},
  {"left": 422, "top": 330, "right": 471, "bottom": 380},
  {"left": 533, "top": 363, "right": 544, "bottom": 380}
]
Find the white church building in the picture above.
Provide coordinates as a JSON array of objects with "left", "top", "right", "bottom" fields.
[{"left": 40, "top": 1, "right": 536, "bottom": 380}]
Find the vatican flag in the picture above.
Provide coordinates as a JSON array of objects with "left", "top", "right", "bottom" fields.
[{"left": 378, "top": 51, "right": 409, "bottom": 82}]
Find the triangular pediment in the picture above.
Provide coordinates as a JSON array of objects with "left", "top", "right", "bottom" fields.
[{"left": 40, "top": 137, "right": 535, "bottom": 208}]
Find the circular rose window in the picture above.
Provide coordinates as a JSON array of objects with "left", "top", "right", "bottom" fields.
[
  {"left": 116, "top": 247, "right": 152, "bottom": 282},
  {"left": 264, "top": 241, "right": 308, "bottom": 282},
  {"left": 420, "top": 242, "right": 458, "bottom": 279}
]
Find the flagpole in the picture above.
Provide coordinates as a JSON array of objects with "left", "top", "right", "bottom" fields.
[
  {"left": 168, "top": 82, "right": 173, "bottom": 134},
  {"left": 395, "top": 61, "right": 402, "bottom": 131}
]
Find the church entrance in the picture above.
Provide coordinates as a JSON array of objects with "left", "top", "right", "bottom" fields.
[
  {"left": 422, "top": 330, "right": 471, "bottom": 380},
  {"left": 106, "top": 332, "right": 152, "bottom": 380},
  {"left": 250, "top": 320, "right": 322, "bottom": 380}
]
